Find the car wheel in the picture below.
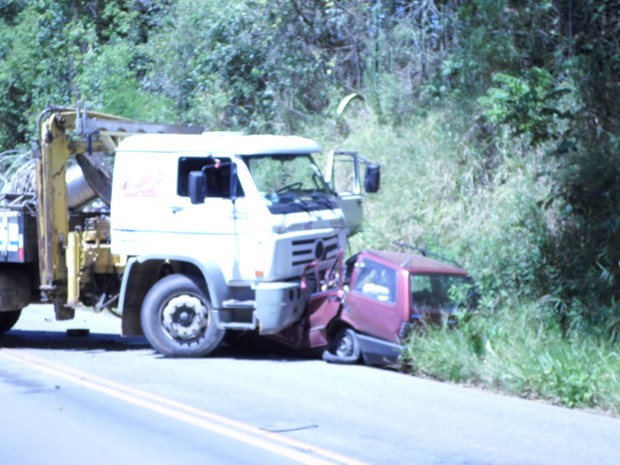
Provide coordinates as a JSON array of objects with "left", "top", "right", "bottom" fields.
[
  {"left": 0, "top": 309, "right": 21, "bottom": 334},
  {"left": 141, "top": 274, "right": 224, "bottom": 357},
  {"left": 322, "top": 328, "right": 361, "bottom": 364}
]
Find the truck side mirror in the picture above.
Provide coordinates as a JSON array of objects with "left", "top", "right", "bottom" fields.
[
  {"left": 188, "top": 171, "right": 206, "bottom": 204},
  {"left": 364, "top": 163, "right": 380, "bottom": 193}
]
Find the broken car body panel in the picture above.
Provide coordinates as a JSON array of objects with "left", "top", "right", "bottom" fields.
[{"left": 274, "top": 249, "right": 474, "bottom": 365}]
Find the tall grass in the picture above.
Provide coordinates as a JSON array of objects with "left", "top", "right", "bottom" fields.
[
  {"left": 318, "top": 108, "right": 620, "bottom": 413},
  {"left": 323, "top": 107, "right": 552, "bottom": 298},
  {"left": 403, "top": 306, "right": 620, "bottom": 413}
]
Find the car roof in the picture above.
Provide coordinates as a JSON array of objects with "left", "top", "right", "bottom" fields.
[{"left": 361, "top": 250, "right": 469, "bottom": 276}]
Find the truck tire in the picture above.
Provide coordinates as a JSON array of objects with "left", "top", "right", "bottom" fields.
[
  {"left": 141, "top": 274, "right": 224, "bottom": 357},
  {"left": 322, "top": 328, "right": 361, "bottom": 364},
  {"left": 0, "top": 310, "right": 22, "bottom": 334}
]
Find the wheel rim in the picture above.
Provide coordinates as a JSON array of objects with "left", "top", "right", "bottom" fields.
[
  {"left": 161, "top": 295, "right": 208, "bottom": 341},
  {"left": 334, "top": 332, "right": 354, "bottom": 358}
]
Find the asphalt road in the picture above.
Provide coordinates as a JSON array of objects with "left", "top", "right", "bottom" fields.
[{"left": 1, "top": 305, "right": 619, "bottom": 465}]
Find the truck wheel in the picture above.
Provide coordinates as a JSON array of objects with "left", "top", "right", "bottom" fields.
[
  {"left": 141, "top": 274, "right": 224, "bottom": 357},
  {"left": 322, "top": 328, "right": 361, "bottom": 364},
  {"left": 0, "top": 310, "right": 22, "bottom": 334}
]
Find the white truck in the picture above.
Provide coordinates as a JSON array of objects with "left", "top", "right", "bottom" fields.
[{"left": 0, "top": 106, "right": 380, "bottom": 357}]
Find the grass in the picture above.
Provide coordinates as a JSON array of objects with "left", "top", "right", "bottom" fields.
[
  {"left": 316, "top": 108, "right": 620, "bottom": 414},
  {"left": 402, "top": 304, "right": 620, "bottom": 414}
]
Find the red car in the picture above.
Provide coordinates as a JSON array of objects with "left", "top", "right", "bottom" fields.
[{"left": 274, "top": 250, "right": 476, "bottom": 365}]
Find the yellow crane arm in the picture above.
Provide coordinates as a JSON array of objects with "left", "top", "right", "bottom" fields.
[{"left": 34, "top": 105, "right": 202, "bottom": 315}]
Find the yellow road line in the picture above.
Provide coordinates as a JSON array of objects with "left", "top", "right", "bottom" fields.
[{"left": 0, "top": 349, "right": 367, "bottom": 465}]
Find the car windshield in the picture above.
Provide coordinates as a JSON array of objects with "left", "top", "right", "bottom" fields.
[
  {"left": 410, "top": 274, "right": 476, "bottom": 313},
  {"left": 243, "top": 154, "right": 336, "bottom": 214}
]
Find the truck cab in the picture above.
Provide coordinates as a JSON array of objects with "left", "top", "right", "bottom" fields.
[
  {"left": 112, "top": 133, "right": 345, "bottom": 283},
  {"left": 110, "top": 132, "right": 379, "bottom": 356}
]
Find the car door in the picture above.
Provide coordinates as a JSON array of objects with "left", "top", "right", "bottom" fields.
[{"left": 341, "top": 257, "right": 402, "bottom": 343}]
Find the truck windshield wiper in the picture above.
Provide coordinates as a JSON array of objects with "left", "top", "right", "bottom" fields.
[
  {"left": 310, "top": 192, "right": 336, "bottom": 211},
  {"left": 292, "top": 193, "right": 312, "bottom": 213},
  {"left": 270, "top": 190, "right": 312, "bottom": 213}
]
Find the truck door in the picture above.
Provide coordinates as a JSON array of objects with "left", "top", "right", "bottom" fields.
[
  {"left": 324, "top": 151, "right": 364, "bottom": 235},
  {"left": 112, "top": 153, "right": 254, "bottom": 282},
  {"left": 324, "top": 150, "right": 380, "bottom": 236},
  {"left": 174, "top": 155, "right": 254, "bottom": 280},
  {"left": 342, "top": 257, "right": 402, "bottom": 343}
]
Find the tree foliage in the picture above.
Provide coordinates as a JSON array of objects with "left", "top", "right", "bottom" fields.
[{"left": 1, "top": 0, "right": 619, "bottom": 335}]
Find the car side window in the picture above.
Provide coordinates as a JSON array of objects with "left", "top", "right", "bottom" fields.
[
  {"left": 411, "top": 275, "right": 433, "bottom": 310},
  {"left": 352, "top": 258, "right": 397, "bottom": 303}
]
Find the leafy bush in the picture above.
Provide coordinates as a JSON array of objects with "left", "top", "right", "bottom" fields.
[
  {"left": 326, "top": 109, "right": 554, "bottom": 301},
  {"left": 327, "top": 110, "right": 620, "bottom": 412},
  {"left": 403, "top": 303, "right": 620, "bottom": 413},
  {"left": 77, "top": 43, "right": 173, "bottom": 121}
]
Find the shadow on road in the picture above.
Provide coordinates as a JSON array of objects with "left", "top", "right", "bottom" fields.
[
  {"left": 0, "top": 328, "right": 322, "bottom": 363},
  {"left": 0, "top": 329, "right": 151, "bottom": 352},
  {"left": 214, "top": 335, "right": 323, "bottom": 363}
]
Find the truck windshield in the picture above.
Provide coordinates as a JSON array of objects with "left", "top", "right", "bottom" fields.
[
  {"left": 243, "top": 154, "right": 337, "bottom": 214},
  {"left": 410, "top": 274, "right": 476, "bottom": 313}
]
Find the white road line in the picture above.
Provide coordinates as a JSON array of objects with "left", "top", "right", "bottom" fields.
[{"left": 0, "top": 349, "right": 368, "bottom": 465}]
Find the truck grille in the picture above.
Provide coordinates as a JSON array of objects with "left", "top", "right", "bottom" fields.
[{"left": 291, "top": 234, "right": 340, "bottom": 266}]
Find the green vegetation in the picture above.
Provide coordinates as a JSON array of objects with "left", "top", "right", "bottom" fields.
[
  {"left": 335, "top": 112, "right": 620, "bottom": 414},
  {"left": 403, "top": 305, "right": 620, "bottom": 412},
  {"left": 1, "top": 1, "right": 619, "bottom": 412}
]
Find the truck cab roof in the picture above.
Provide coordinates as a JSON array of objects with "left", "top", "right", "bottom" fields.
[{"left": 116, "top": 132, "right": 322, "bottom": 155}]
